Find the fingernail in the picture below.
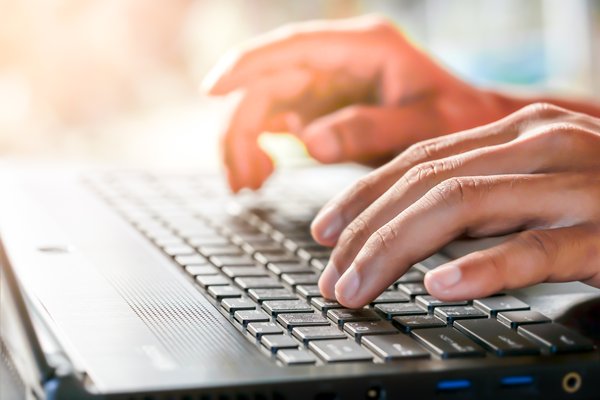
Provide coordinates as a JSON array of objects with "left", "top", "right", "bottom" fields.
[
  {"left": 312, "top": 207, "right": 343, "bottom": 243},
  {"left": 336, "top": 264, "right": 360, "bottom": 302},
  {"left": 427, "top": 264, "right": 462, "bottom": 291}
]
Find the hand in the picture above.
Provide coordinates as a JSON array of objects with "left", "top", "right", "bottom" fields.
[
  {"left": 311, "top": 103, "right": 600, "bottom": 307},
  {"left": 202, "top": 15, "right": 518, "bottom": 192}
]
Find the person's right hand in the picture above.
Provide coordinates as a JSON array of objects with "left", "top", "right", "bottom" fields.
[{"left": 202, "top": 15, "right": 518, "bottom": 192}]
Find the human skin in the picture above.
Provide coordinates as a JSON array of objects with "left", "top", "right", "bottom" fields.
[{"left": 204, "top": 16, "right": 600, "bottom": 307}]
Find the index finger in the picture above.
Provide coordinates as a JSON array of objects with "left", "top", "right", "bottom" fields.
[{"left": 202, "top": 15, "right": 396, "bottom": 95}]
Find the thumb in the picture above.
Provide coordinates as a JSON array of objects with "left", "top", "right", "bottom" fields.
[{"left": 300, "top": 104, "right": 434, "bottom": 164}]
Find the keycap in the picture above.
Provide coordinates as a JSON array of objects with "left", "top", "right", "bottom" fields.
[
  {"left": 210, "top": 254, "right": 256, "bottom": 268},
  {"left": 374, "top": 303, "right": 427, "bottom": 319},
  {"left": 311, "top": 297, "right": 343, "bottom": 312},
  {"left": 392, "top": 315, "right": 447, "bottom": 332},
  {"left": 262, "top": 300, "right": 313, "bottom": 315},
  {"left": 247, "top": 322, "right": 283, "bottom": 338},
  {"left": 207, "top": 285, "right": 243, "bottom": 300},
  {"left": 362, "top": 334, "right": 430, "bottom": 361},
  {"left": 310, "top": 258, "right": 328, "bottom": 271},
  {"left": 292, "top": 326, "right": 347, "bottom": 343},
  {"left": 496, "top": 310, "right": 551, "bottom": 329},
  {"left": 254, "top": 251, "right": 298, "bottom": 265},
  {"left": 277, "top": 313, "right": 330, "bottom": 329},
  {"left": 222, "top": 266, "right": 269, "bottom": 278},
  {"left": 234, "top": 310, "right": 270, "bottom": 326},
  {"left": 221, "top": 297, "right": 256, "bottom": 313},
  {"left": 262, "top": 335, "right": 299, "bottom": 352},
  {"left": 343, "top": 321, "right": 397, "bottom": 340},
  {"left": 187, "top": 235, "right": 230, "bottom": 247},
  {"left": 394, "top": 270, "right": 424, "bottom": 284},
  {"left": 371, "top": 291, "right": 411, "bottom": 304},
  {"left": 248, "top": 288, "right": 298, "bottom": 303},
  {"left": 277, "top": 349, "right": 316, "bottom": 365},
  {"left": 296, "top": 285, "right": 322, "bottom": 299},
  {"left": 162, "top": 244, "right": 196, "bottom": 256},
  {"left": 184, "top": 265, "right": 219, "bottom": 276},
  {"left": 434, "top": 306, "right": 488, "bottom": 323},
  {"left": 241, "top": 241, "right": 283, "bottom": 255},
  {"left": 412, "top": 327, "right": 485, "bottom": 358},
  {"left": 281, "top": 273, "right": 320, "bottom": 287},
  {"left": 473, "top": 295, "right": 529, "bottom": 316},
  {"left": 327, "top": 309, "right": 380, "bottom": 326},
  {"left": 235, "top": 277, "right": 284, "bottom": 290},
  {"left": 416, "top": 296, "right": 469, "bottom": 311},
  {"left": 195, "top": 275, "right": 229, "bottom": 288},
  {"left": 174, "top": 255, "right": 208, "bottom": 267},
  {"left": 267, "top": 262, "right": 314, "bottom": 276},
  {"left": 518, "top": 323, "right": 594, "bottom": 354},
  {"left": 397, "top": 283, "right": 428, "bottom": 297},
  {"left": 197, "top": 244, "right": 242, "bottom": 257},
  {"left": 309, "top": 339, "right": 373, "bottom": 363},
  {"left": 454, "top": 319, "right": 540, "bottom": 356}
]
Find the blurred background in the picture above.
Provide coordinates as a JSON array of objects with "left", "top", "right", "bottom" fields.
[{"left": 1, "top": 0, "right": 599, "bottom": 170}]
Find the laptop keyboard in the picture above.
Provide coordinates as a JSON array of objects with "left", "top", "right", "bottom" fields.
[{"left": 86, "top": 172, "right": 595, "bottom": 366}]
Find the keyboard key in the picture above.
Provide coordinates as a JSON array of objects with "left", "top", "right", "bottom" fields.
[
  {"left": 234, "top": 310, "right": 270, "bottom": 326},
  {"left": 254, "top": 251, "right": 298, "bottom": 265},
  {"left": 210, "top": 254, "right": 256, "bottom": 268},
  {"left": 184, "top": 265, "right": 219, "bottom": 276},
  {"left": 241, "top": 242, "right": 283, "bottom": 255},
  {"left": 281, "top": 273, "right": 320, "bottom": 287},
  {"left": 292, "top": 326, "right": 347, "bottom": 343},
  {"left": 310, "top": 258, "right": 328, "bottom": 271},
  {"left": 247, "top": 322, "right": 283, "bottom": 338},
  {"left": 394, "top": 270, "right": 424, "bottom": 284},
  {"left": 262, "top": 300, "right": 313, "bottom": 315},
  {"left": 327, "top": 309, "right": 380, "bottom": 326},
  {"left": 248, "top": 288, "right": 298, "bottom": 303},
  {"left": 434, "top": 306, "right": 488, "bottom": 323},
  {"left": 392, "top": 315, "right": 447, "bottom": 332},
  {"left": 197, "top": 244, "right": 242, "bottom": 257},
  {"left": 518, "top": 323, "right": 594, "bottom": 354},
  {"left": 412, "top": 327, "right": 485, "bottom": 358},
  {"left": 374, "top": 303, "right": 427, "bottom": 319},
  {"left": 187, "top": 235, "right": 230, "bottom": 247},
  {"left": 221, "top": 297, "right": 255, "bottom": 313},
  {"left": 311, "top": 297, "right": 343, "bottom": 312},
  {"left": 473, "top": 295, "right": 529, "bottom": 316},
  {"left": 174, "top": 255, "right": 208, "bottom": 267},
  {"left": 397, "top": 283, "right": 428, "bottom": 297},
  {"left": 195, "top": 275, "right": 230, "bottom": 288},
  {"left": 162, "top": 244, "right": 196, "bottom": 256},
  {"left": 222, "top": 266, "right": 269, "bottom": 278},
  {"left": 235, "top": 277, "right": 284, "bottom": 290},
  {"left": 343, "top": 321, "right": 397, "bottom": 340},
  {"left": 277, "top": 349, "right": 316, "bottom": 365},
  {"left": 207, "top": 285, "right": 243, "bottom": 300},
  {"left": 496, "top": 310, "right": 551, "bottom": 329},
  {"left": 309, "top": 339, "right": 373, "bottom": 363},
  {"left": 296, "top": 285, "right": 323, "bottom": 299},
  {"left": 416, "top": 296, "right": 469, "bottom": 311},
  {"left": 362, "top": 334, "right": 430, "bottom": 361},
  {"left": 262, "top": 335, "right": 299, "bottom": 352},
  {"left": 277, "top": 313, "right": 330, "bottom": 329},
  {"left": 370, "top": 291, "right": 411, "bottom": 304},
  {"left": 454, "top": 319, "right": 540, "bottom": 356},
  {"left": 267, "top": 262, "right": 314, "bottom": 276}
]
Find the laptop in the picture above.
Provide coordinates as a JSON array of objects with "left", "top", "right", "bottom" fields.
[{"left": 1, "top": 164, "right": 599, "bottom": 400}]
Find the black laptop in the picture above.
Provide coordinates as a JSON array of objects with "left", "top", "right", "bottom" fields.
[{"left": 1, "top": 165, "right": 598, "bottom": 400}]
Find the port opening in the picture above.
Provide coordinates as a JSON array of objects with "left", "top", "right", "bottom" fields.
[
  {"left": 500, "top": 375, "right": 534, "bottom": 387},
  {"left": 562, "top": 372, "right": 582, "bottom": 394},
  {"left": 436, "top": 379, "right": 472, "bottom": 392}
]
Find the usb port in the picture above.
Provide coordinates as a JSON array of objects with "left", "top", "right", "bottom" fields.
[
  {"left": 501, "top": 375, "right": 534, "bottom": 387},
  {"left": 436, "top": 379, "right": 472, "bottom": 391}
]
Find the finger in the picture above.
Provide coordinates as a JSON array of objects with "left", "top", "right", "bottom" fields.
[
  {"left": 324, "top": 119, "right": 600, "bottom": 276},
  {"left": 312, "top": 112, "right": 521, "bottom": 248},
  {"left": 424, "top": 224, "right": 600, "bottom": 300},
  {"left": 330, "top": 173, "right": 600, "bottom": 307},
  {"left": 222, "top": 68, "right": 312, "bottom": 192},
  {"left": 202, "top": 15, "right": 396, "bottom": 95}
]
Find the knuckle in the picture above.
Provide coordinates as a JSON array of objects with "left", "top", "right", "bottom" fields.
[
  {"left": 401, "top": 158, "right": 453, "bottom": 188},
  {"left": 428, "top": 176, "right": 476, "bottom": 208},
  {"left": 366, "top": 224, "right": 398, "bottom": 255},
  {"left": 537, "top": 122, "right": 598, "bottom": 150},
  {"left": 341, "top": 215, "right": 372, "bottom": 244},
  {"left": 404, "top": 140, "right": 437, "bottom": 164},
  {"left": 519, "top": 102, "right": 564, "bottom": 119},
  {"left": 518, "top": 230, "right": 559, "bottom": 264}
]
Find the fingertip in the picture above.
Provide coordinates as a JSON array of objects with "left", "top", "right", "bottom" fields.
[
  {"left": 303, "top": 127, "right": 343, "bottom": 164},
  {"left": 318, "top": 262, "right": 340, "bottom": 300},
  {"left": 311, "top": 206, "right": 342, "bottom": 246}
]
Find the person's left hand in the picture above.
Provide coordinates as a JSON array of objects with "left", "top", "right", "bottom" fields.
[{"left": 311, "top": 103, "right": 600, "bottom": 307}]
